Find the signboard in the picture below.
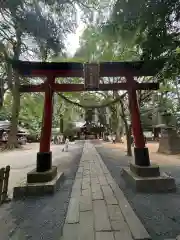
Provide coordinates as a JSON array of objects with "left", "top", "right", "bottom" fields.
[{"left": 84, "top": 63, "right": 100, "bottom": 90}]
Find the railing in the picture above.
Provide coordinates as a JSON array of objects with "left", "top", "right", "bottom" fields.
[{"left": 0, "top": 165, "right": 10, "bottom": 205}]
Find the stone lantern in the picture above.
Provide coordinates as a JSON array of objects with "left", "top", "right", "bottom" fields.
[{"left": 158, "top": 111, "right": 180, "bottom": 154}]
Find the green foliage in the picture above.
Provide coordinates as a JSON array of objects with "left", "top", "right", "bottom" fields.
[
  {"left": 107, "top": 0, "right": 180, "bottom": 60},
  {"left": 63, "top": 122, "right": 77, "bottom": 136},
  {"left": 76, "top": 25, "right": 140, "bottom": 62}
]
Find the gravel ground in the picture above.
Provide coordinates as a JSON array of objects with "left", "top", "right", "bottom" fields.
[
  {"left": 0, "top": 142, "right": 83, "bottom": 240},
  {"left": 95, "top": 144, "right": 180, "bottom": 240}
]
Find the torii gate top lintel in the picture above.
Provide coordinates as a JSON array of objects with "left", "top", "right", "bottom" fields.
[{"left": 11, "top": 59, "right": 165, "bottom": 77}]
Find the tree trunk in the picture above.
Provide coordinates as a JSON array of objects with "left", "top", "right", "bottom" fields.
[
  {"left": 60, "top": 115, "right": 64, "bottom": 133},
  {"left": 119, "top": 99, "right": 132, "bottom": 156},
  {"left": 116, "top": 128, "right": 121, "bottom": 142},
  {"left": 6, "top": 80, "right": 20, "bottom": 149},
  {"left": 6, "top": 24, "right": 22, "bottom": 149},
  {"left": 115, "top": 121, "right": 123, "bottom": 142}
]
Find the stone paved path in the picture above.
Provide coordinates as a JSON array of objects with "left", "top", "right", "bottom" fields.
[{"left": 61, "top": 142, "right": 150, "bottom": 240}]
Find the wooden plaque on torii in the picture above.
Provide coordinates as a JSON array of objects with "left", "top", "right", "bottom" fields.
[{"left": 84, "top": 63, "right": 100, "bottom": 90}]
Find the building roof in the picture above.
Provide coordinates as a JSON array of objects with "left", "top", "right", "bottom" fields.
[{"left": 0, "top": 121, "right": 29, "bottom": 134}]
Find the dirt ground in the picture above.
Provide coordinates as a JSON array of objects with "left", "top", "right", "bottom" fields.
[
  {"left": 0, "top": 142, "right": 81, "bottom": 197},
  {"left": 103, "top": 141, "right": 180, "bottom": 167}
]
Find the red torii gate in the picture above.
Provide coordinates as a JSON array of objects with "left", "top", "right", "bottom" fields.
[{"left": 12, "top": 60, "right": 164, "bottom": 177}]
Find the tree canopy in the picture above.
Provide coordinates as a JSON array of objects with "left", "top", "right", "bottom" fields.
[{"left": 105, "top": 0, "right": 180, "bottom": 60}]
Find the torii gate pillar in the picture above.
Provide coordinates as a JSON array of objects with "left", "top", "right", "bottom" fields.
[
  {"left": 121, "top": 74, "right": 176, "bottom": 193},
  {"left": 36, "top": 76, "right": 55, "bottom": 172},
  {"left": 25, "top": 76, "right": 59, "bottom": 186},
  {"left": 127, "top": 75, "right": 150, "bottom": 166}
]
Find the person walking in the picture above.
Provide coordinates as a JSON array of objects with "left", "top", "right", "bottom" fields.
[
  {"left": 112, "top": 134, "right": 116, "bottom": 144},
  {"left": 62, "top": 137, "right": 69, "bottom": 152}
]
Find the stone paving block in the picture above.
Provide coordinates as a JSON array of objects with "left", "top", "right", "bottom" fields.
[
  {"left": 90, "top": 174, "right": 98, "bottom": 178},
  {"left": 61, "top": 224, "right": 79, "bottom": 240},
  {"left": 73, "top": 178, "right": 82, "bottom": 189},
  {"left": 97, "top": 157, "right": 108, "bottom": 171},
  {"left": 109, "top": 182, "right": 117, "bottom": 192},
  {"left": 75, "top": 172, "right": 82, "bottom": 179},
  {"left": 92, "top": 166, "right": 102, "bottom": 175},
  {"left": 77, "top": 167, "right": 83, "bottom": 173},
  {"left": 66, "top": 198, "right": 79, "bottom": 224},
  {"left": 107, "top": 205, "right": 125, "bottom": 221},
  {"left": 96, "top": 232, "right": 114, "bottom": 240},
  {"left": 98, "top": 176, "right": 108, "bottom": 185},
  {"left": 82, "top": 188, "right": 91, "bottom": 197},
  {"left": 114, "top": 231, "right": 134, "bottom": 240},
  {"left": 102, "top": 185, "right": 118, "bottom": 205},
  {"left": 71, "top": 178, "right": 82, "bottom": 197},
  {"left": 82, "top": 182, "right": 91, "bottom": 190},
  {"left": 83, "top": 173, "right": 90, "bottom": 178},
  {"left": 95, "top": 164, "right": 103, "bottom": 174},
  {"left": 71, "top": 186, "right": 81, "bottom": 197},
  {"left": 92, "top": 190, "right": 103, "bottom": 200},
  {"left": 92, "top": 185, "right": 103, "bottom": 200},
  {"left": 91, "top": 178, "right": 100, "bottom": 187},
  {"left": 83, "top": 170, "right": 90, "bottom": 176},
  {"left": 107, "top": 205, "right": 131, "bottom": 233},
  {"left": 80, "top": 195, "right": 92, "bottom": 212},
  {"left": 93, "top": 200, "right": 111, "bottom": 231},
  {"left": 105, "top": 173, "right": 115, "bottom": 184},
  {"left": 101, "top": 165, "right": 109, "bottom": 174},
  {"left": 104, "top": 194, "right": 118, "bottom": 205},
  {"left": 82, "top": 177, "right": 91, "bottom": 190},
  {"left": 112, "top": 183, "right": 151, "bottom": 240},
  {"left": 82, "top": 176, "right": 91, "bottom": 183},
  {"left": 91, "top": 175, "right": 99, "bottom": 181},
  {"left": 111, "top": 220, "right": 132, "bottom": 232},
  {"left": 83, "top": 165, "right": 90, "bottom": 170},
  {"left": 79, "top": 211, "right": 94, "bottom": 240}
]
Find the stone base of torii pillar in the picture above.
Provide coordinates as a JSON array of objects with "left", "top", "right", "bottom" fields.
[
  {"left": 121, "top": 148, "right": 176, "bottom": 193},
  {"left": 13, "top": 152, "right": 64, "bottom": 199}
]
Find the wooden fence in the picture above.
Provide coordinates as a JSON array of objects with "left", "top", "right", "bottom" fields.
[{"left": 0, "top": 165, "right": 10, "bottom": 204}]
